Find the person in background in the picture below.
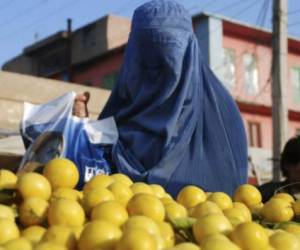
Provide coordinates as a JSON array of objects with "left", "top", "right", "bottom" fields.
[
  {"left": 258, "top": 136, "right": 300, "bottom": 202},
  {"left": 73, "top": 0, "right": 248, "bottom": 196}
]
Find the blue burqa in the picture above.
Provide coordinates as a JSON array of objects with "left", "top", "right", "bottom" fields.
[{"left": 99, "top": 0, "right": 248, "bottom": 196}]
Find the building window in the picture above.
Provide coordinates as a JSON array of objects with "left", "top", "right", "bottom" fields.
[
  {"left": 291, "top": 67, "right": 300, "bottom": 104},
  {"left": 102, "top": 72, "right": 118, "bottom": 90},
  {"left": 243, "top": 53, "right": 259, "bottom": 95},
  {"left": 221, "top": 48, "right": 236, "bottom": 90},
  {"left": 248, "top": 121, "right": 262, "bottom": 148}
]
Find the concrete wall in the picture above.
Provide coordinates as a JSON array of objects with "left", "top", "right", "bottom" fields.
[
  {"left": 72, "top": 15, "right": 130, "bottom": 66},
  {"left": 72, "top": 18, "right": 108, "bottom": 65},
  {"left": 0, "top": 71, "right": 110, "bottom": 131},
  {"left": 106, "top": 15, "right": 131, "bottom": 51},
  {"left": 73, "top": 50, "right": 124, "bottom": 87}
]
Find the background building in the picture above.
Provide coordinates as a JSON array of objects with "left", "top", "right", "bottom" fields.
[{"left": 2, "top": 15, "right": 131, "bottom": 89}]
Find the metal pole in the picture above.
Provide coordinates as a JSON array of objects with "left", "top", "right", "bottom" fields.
[
  {"left": 271, "top": 0, "right": 288, "bottom": 181},
  {"left": 67, "top": 18, "right": 72, "bottom": 82}
]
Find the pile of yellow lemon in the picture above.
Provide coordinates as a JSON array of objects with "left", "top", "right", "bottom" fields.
[{"left": 1, "top": 158, "right": 300, "bottom": 250}]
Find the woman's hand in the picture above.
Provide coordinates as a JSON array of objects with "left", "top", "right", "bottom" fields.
[{"left": 73, "top": 92, "right": 90, "bottom": 118}]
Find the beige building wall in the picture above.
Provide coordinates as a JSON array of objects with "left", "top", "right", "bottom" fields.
[
  {"left": 0, "top": 71, "right": 110, "bottom": 132},
  {"left": 72, "top": 15, "right": 131, "bottom": 66}
]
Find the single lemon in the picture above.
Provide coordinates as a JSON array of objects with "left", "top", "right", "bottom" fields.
[
  {"left": 48, "top": 199, "right": 85, "bottom": 227},
  {"left": 207, "top": 192, "right": 233, "bottom": 210},
  {"left": 0, "top": 204, "right": 15, "bottom": 221},
  {"left": 130, "top": 182, "right": 153, "bottom": 195},
  {"left": 91, "top": 200, "right": 128, "bottom": 226},
  {"left": 110, "top": 173, "right": 133, "bottom": 187},
  {"left": 83, "top": 174, "right": 114, "bottom": 194},
  {"left": 116, "top": 228, "right": 157, "bottom": 250},
  {"left": 122, "top": 215, "right": 160, "bottom": 236},
  {"left": 78, "top": 220, "right": 122, "bottom": 250},
  {"left": 127, "top": 193, "right": 165, "bottom": 221},
  {"left": 192, "top": 214, "right": 233, "bottom": 244},
  {"left": 81, "top": 187, "right": 115, "bottom": 215},
  {"left": 164, "top": 202, "right": 188, "bottom": 221},
  {"left": 269, "top": 231, "right": 300, "bottom": 250},
  {"left": 232, "top": 202, "right": 252, "bottom": 222},
  {"left": 176, "top": 185, "right": 206, "bottom": 209},
  {"left": 0, "top": 218, "right": 20, "bottom": 245},
  {"left": 273, "top": 193, "right": 295, "bottom": 204},
  {"left": 157, "top": 221, "right": 175, "bottom": 249},
  {"left": 223, "top": 207, "right": 247, "bottom": 226},
  {"left": 233, "top": 184, "right": 262, "bottom": 208},
  {"left": 43, "top": 158, "right": 79, "bottom": 190},
  {"left": 261, "top": 198, "right": 294, "bottom": 222},
  {"left": 0, "top": 169, "right": 17, "bottom": 190},
  {"left": 191, "top": 200, "right": 223, "bottom": 219},
  {"left": 108, "top": 182, "right": 133, "bottom": 207},
  {"left": 230, "top": 221, "right": 269, "bottom": 250},
  {"left": 17, "top": 172, "right": 51, "bottom": 200}
]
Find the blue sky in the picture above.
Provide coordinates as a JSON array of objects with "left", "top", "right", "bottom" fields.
[{"left": 0, "top": 0, "right": 299, "bottom": 67}]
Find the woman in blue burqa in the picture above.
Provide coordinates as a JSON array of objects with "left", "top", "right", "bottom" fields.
[{"left": 75, "top": 0, "right": 248, "bottom": 196}]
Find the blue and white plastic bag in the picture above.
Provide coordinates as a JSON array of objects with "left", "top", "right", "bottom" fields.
[{"left": 19, "top": 92, "right": 118, "bottom": 188}]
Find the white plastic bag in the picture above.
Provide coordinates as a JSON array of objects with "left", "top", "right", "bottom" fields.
[{"left": 20, "top": 92, "right": 118, "bottom": 187}]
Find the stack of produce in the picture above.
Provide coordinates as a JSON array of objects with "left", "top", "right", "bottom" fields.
[{"left": 0, "top": 158, "right": 300, "bottom": 250}]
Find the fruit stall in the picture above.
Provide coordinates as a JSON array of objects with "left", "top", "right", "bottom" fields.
[{"left": 0, "top": 154, "right": 300, "bottom": 250}]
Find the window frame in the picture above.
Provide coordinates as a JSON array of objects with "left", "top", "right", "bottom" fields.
[
  {"left": 243, "top": 52, "right": 259, "bottom": 95},
  {"left": 291, "top": 67, "right": 300, "bottom": 104},
  {"left": 247, "top": 121, "right": 262, "bottom": 148},
  {"left": 221, "top": 47, "right": 236, "bottom": 90}
]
